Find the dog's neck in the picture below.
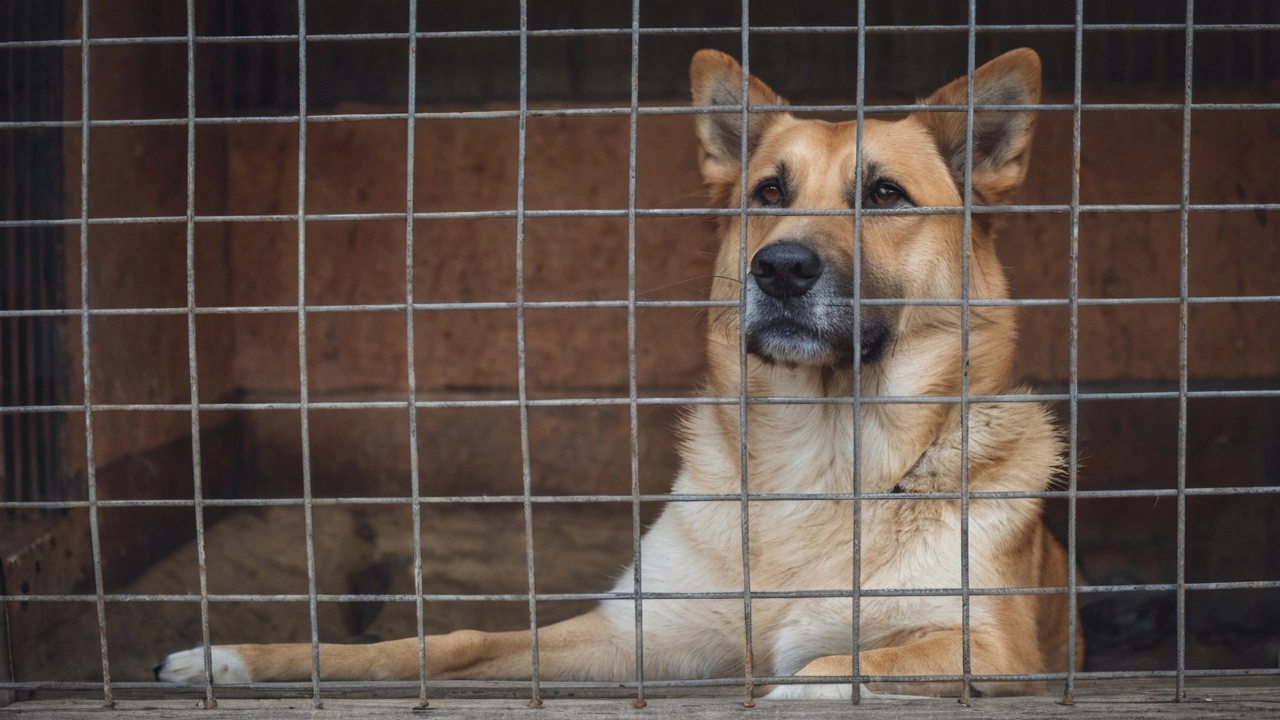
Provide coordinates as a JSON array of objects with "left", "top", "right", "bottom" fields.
[{"left": 684, "top": 309, "right": 1044, "bottom": 496}]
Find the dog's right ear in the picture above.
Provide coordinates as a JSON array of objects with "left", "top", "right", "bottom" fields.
[{"left": 690, "top": 49, "right": 789, "bottom": 192}]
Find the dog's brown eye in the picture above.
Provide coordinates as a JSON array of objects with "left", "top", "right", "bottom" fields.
[
  {"left": 870, "top": 183, "right": 902, "bottom": 207},
  {"left": 758, "top": 182, "right": 784, "bottom": 206}
]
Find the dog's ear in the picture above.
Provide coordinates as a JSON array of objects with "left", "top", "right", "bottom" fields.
[
  {"left": 690, "top": 49, "right": 789, "bottom": 191},
  {"left": 914, "top": 48, "right": 1041, "bottom": 204}
]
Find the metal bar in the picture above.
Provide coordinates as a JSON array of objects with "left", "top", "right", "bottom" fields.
[
  {"left": 1062, "top": 0, "right": 1084, "bottom": 706},
  {"left": 10, "top": 384, "right": 1280, "bottom": 415},
  {"left": 9, "top": 99, "right": 1280, "bottom": 129},
  {"left": 77, "top": 0, "right": 114, "bottom": 708},
  {"left": 5, "top": 482, "right": 1280, "bottom": 512},
  {"left": 8, "top": 99, "right": 1280, "bottom": 130},
  {"left": 403, "top": 0, "right": 429, "bottom": 708},
  {"left": 6, "top": 290, "right": 1280, "bottom": 317},
  {"left": 958, "top": 0, "right": 976, "bottom": 705},
  {"left": 514, "top": 0, "right": 542, "bottom": 707},
  {"left": 6, "top": 577, "right": 1280, "bottom": 605},
  {"left": 6, "top": 661, "right": 1280, "bottom": 697},
  {"left": 740, "top": 667, "right": 1280, "bottom": 684},
  {"left": 625, "top": 0, "right": 646, "bottom": 709},
  {"left": 736, "top": 0, "right": 756, "bottom": 707},
  {"left": 5, "top": 665, "right": 1280, "bottom": 694},
  {"left": 1176, "top": 0, "right": 1196, "bottom": 703},
  {"left": 849, "top": 0, "right": 867, "bottom": 705},
  {"left": 5, "top": 291, "right": 1280, "bottom": 321},
  {"left": 3, "top": 21, "right": 1277, "bottom": 49},
  {"left": 2, "top": 200, "right": 1280, "bottom": 229},
  {"left": 294, "top": 0, "right": 323, "bottom": 707},
  {"left": 14, "top": 96, "right": 1280, "bottom": 127},
  {"left": 183, "top": 0, "right": 216, "bottom": 708}
]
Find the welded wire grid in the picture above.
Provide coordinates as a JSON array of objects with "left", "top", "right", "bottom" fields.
[
  {"left": 625, "top": 0, "right": 647, "bottom": 709},
  {"left": 958, "top": 0, "right": 977, "bottom": 703},
  {"left": 514, "top": 0, "right": 543, "bottom": 706},
  {"left": 848, "top": 0, "right": 867, "bottom": 705},
  {"left": 1, "top": 0, "right": 1279, "bottom": 711},
  {"left": 402, "top": 0, "right": 429, "bottom": 710},
  {"left": 735, "top": 0, "right": 755, "bottom": 707},
  {"left": 292, "top": 0, "right": 323, "bottom": 707},
  {"left": 182, "top": 0, "right": 216, "bottom": 709},
  {"left": 1063, "top": 0, "right": 1085, "bottom": 705}
]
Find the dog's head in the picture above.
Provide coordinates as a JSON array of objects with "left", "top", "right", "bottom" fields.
[{"left": 691, "top": 48, "right": 1040, "bottom": 369}]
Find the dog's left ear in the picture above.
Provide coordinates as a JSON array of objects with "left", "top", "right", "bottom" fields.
[
  {"left": 914, "top": 48, "right": 1041, "bottom": 204},
  {"left": 690, "top": 49, "right": 790, "bottom": 192}
]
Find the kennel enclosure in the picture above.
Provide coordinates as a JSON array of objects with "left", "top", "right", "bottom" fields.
[{"left": 2, "top": 0, "right": 1280, "bottom": 714}]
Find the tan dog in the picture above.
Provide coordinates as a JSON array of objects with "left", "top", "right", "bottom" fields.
[{"left": 157, "top": 47, "right": 1083, "bottom": 698}]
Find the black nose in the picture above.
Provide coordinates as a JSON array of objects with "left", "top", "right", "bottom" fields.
[{"left": 750, "top": 242, "right": 823, "bottom": 299}]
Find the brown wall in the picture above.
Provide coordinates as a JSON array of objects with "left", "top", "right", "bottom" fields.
[
  {"left": 204, "top": 99, "right": 1280, "bottom": 507},
  {"left": 58, "top": 0, "right": 237, "bottom": 480},
  {"left": 55, "top": 95, "right": 1280, "bottom": 500},
  {"left": 222, "top": 102, "right": 1280, "bottom": 403}
]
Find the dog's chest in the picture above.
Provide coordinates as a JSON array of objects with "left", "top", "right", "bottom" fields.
[
  {"left": 746, "top": 498, "right": 963, "bottom": 590},
  {"left": 746, "top": 500, "right": 971, "bottom": 672},
  {"left": 649, "top": 492, "right": 964, "bottom": 594}
]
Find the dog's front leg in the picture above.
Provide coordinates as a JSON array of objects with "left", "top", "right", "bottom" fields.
[
  {"left": 156, "top": 608, "right": 633, "bottom": 683},
  {"left": 763, "top": 627, "right": 1042, "bottom": 700}
]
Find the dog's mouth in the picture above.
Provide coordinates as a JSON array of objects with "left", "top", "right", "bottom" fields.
[{"left": 745, "top": 315, "right": 891, "bottom": 367}]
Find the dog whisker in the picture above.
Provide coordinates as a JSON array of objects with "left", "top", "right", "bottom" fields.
[{"left": 638, "top": 274, "right": 742, "bottom": 299}]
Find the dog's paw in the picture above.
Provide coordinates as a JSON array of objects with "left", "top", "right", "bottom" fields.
[
  {"left": 764, "top": 682, "right": 895, "bottom": 700},
  {"left": 153, "top": 646, "right": 250, "bottom": 684},
  {"left": 764, "top": 682, "right": 858, "bottom": 700}
]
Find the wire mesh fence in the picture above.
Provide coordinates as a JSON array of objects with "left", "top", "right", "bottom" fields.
[{"left": 1, "top": 0, "right": 1278, "bottom": 712}]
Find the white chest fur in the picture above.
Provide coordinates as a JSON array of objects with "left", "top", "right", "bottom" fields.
[{"left": 601, "top": 483, "right": 1014, "bottom": 678}]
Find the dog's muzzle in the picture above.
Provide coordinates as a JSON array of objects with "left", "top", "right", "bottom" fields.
[{"left": 745, "top": 242, "right": 891, "bottom": 367}]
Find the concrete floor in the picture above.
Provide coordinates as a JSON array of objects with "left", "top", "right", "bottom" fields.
[
  {"left": 12, "top": 503, "right": 640, "bottom": 684},
  {"left": 14, "top": 501, "right": 1279, "bottom": 684}
]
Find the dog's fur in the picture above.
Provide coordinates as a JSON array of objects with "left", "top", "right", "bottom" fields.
[{"left": 156, "top": 47, "right": 1084, "bottom": 698}]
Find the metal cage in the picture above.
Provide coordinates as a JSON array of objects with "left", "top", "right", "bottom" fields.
[{"left": 1, "top": 0, "right": 1279, "bottom": 715}]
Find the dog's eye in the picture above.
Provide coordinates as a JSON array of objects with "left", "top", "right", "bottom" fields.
[
  {"left": 869, "top": 182, "right": 903, "bottom": 207},
  {"left": 756, "top": 181, "right": 785, "bottom": 206}
]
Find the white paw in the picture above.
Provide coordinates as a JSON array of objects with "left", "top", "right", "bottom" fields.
[
  {"left": 764, "top": 682, "right": 862, "bottom": 700},
  {"left": 154, "top": 646, "right": 250, "bottom": 684}
]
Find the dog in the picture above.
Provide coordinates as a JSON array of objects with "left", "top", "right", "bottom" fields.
[{"left": 156, "top": 46, "right": 1083, "bottom": 699}]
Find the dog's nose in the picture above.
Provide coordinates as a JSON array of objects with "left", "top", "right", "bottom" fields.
[{"left": 750, "top": 242, "right": 823, "bottom": 299}]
